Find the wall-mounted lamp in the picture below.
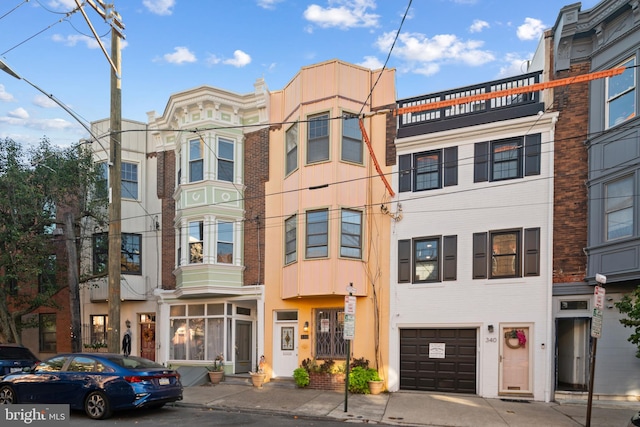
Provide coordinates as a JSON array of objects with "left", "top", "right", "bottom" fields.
[
  {"left": 303, "top": 322, "right": 309, "bottom": 332},
  {"left": 488, "top": 324, "right": 494, "bottom": 333}
]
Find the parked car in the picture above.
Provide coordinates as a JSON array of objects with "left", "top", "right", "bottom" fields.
[
  {"left": 629, "top": 411, "right": 640, "bottom": 427},
  {"left": 0, "top": 344, "right": 39, "bottom": 376},
  {"left": 0, "top": 353, "right": 183, "bottom": 419}
]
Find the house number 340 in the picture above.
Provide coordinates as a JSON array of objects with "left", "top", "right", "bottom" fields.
[{"left": 485, "top": 337, "right": 497, "bottom": 343}]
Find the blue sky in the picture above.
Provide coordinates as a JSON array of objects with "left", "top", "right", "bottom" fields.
[{"left": 0, "top": 0, "right": 599, "bottom": 147}]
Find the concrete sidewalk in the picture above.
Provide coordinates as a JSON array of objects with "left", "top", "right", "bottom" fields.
[{"left": 177, "top": 380, "right": 639, "bottom": 426}]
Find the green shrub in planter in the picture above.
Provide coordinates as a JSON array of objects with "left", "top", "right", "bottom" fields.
[
  {"left": 293, "top": 367, "right": 310, "bottom": 387},
  {"left": 348, "top": 367, "right": 382, "bottom": 394}
]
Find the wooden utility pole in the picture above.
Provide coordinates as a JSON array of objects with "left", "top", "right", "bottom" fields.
[
  {"left": 77, "top": 0, "right": 125, "bottom": 353},
  {"left": 107, "top": 26, "right": 122, "bottom": 354}
]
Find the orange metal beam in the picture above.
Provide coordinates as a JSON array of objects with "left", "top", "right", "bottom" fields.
[
  {"left": 359, "top": 117, "right": 395, "bottom": 198},
  {"left": 394, "top": 67, "right": 625, "bottom": 116}
]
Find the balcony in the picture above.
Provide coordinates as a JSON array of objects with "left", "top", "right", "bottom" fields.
[
  {"left": 397, "top": 71, "right": 544, "bottom": 139},
  {"left": 89, "top": 275, "right": 150, "bottom": 302}
]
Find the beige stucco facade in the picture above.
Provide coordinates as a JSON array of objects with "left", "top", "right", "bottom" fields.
[{"left": 264, "top": 60, "right": 395, "bottom": 382}]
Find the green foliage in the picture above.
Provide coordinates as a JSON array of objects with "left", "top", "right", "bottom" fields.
[
  {"left": 293, "top": 367, "right": 310, "bottom": 387},
  {"left": 348, "top": 366, "right": 381, "bottom": 394},
  {"left": 615, "top": 287, "right": 640, "bottom": 358},
  {"left": 0, "top": 138, "right": 106, "bottom": 343},
  {"left": 300, "top": 358, "right": 345, "bottom": 374}
]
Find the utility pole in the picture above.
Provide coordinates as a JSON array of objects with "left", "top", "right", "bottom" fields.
[
  {"left": 77, "top": 0, "right": 125, "bottom": 353},
  {"left": 107, "top": 23, "right": 122, "bottom": 354}
]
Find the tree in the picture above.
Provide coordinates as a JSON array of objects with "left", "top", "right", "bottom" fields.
[
  {"left": 0, "top": 138, "right": 106, "bottom": 347},
  {"left": 615, "top": 287, "right": 640, "bottom": 358}
]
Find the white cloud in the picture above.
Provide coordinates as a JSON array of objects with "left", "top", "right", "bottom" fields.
[
  {"left": 143, "top": 0, "right": 175, "bottom": 16},
  {"left": 517, "top": 17, "right": 546, "bottom": 41},
  {"left": 46, "top": 0, "right": 77, "bottom": 9},
  {"left": 358, "top": 56, "right": 384, "bottom": 70},
  {"left": 0, "top": 84, "right": 15, "bottom": 102},
  {"left": 469, "top": 19, "right": 489, "bottom": 33},
  {"left": 206, "top": 54, "right": 222, "bottom": 66},
  {"left": 304, "top": 0, "right": 379, "bottom": 29},
  {"left": 257, "top": 0, "right": 284, "bottom": 9},
  {"left": 33, "top": 95, "right": 58, "bottom": 108},
  {"left": 376, "top": 31, "right": 495, "bottom": 73},
  {"left": 52, "top": 34, "right": 102, "bottom": 49},
  {"left": 163, "top": 47, "right": 197, "bottom": 64},
  {"left": 497, "top": 53, "right": 532, "bottom": 78},
  {"left": 223, "top": 50, "right": 252, "bottom": 68},
  {"left": 8, "top": 107, "right": 29, "bottom": 119}
]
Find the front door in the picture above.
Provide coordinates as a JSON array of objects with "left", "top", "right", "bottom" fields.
[
  {"left": 272, "top": 322, "right": 298, "bottom": 377},
  {"left": 235, "top": 320, "right": 252, "bottom": 373},
  {"left": 556, "top": 318, "right": 589, "bottom": 390},
  {"left": 140, "top": 323, "right": 155, "bottom": 361},
  {"left": 499, "top": 326, "right": 531, "bottom": 395}
]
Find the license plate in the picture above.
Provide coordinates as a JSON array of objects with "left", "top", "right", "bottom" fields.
[{"left": 159, "top": 378, "right": 170, "bottom": 385}]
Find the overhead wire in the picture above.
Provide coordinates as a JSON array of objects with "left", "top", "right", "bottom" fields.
[{"left": 0, "top": 0, "right": 29, "bottom": 22}]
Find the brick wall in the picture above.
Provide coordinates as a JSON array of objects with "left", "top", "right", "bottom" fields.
[
  {"left": 157, "top": 150, "right": 176, "bottom": 290},
  {"left": 243, "top": 128, "right": 269, "bottom": 286},
  {"left": 307, "top": 372, "right": 346, "bottom": 391},
  {"left": 552, "top": 62, "right": 591, "bottom": 284}
]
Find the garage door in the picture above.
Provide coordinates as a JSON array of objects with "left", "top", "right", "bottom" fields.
[{"left": 400, "top": 328, "right": 477, "bottom": 393}]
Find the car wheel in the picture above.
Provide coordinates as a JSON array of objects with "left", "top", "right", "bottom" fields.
[
  {"left": 84, "top": 391, "right": 112, "bottom": 420},
  {"left": 0, "top": 386, "right": 16, "bottom": 404}
]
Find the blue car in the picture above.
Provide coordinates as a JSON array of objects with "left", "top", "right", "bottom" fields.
[
  {"left": 0, "top": 344, "right": 39, "bottom": 376},
  {"left": 0, "top": 352, "right": 183, "bottom": 419}
]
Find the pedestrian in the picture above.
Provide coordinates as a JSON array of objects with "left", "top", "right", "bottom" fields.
[{"left": 122, "top": 320, "right": 132, "bottom": 356}]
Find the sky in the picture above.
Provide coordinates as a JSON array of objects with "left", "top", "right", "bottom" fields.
[{"left": 0, "top": 0, "right": 600, "bottom": 147}]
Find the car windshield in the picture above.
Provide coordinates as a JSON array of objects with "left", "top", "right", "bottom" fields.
[
  {"left": 0, "top": 347, "right": 38, "bottom": 361},
  {"left": 104, "top": 355, "right": 166, "bottom": 370}
]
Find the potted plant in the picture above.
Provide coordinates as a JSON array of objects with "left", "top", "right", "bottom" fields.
[
  {"left": 207, "top": 353, "right": 224, "bottom": 384},
  {"left": 293, "top": 367, "right": 310, "bottom": 388},
  {"left": 367, "top": 369, "right": 384, "bottom": 395},
  {"left": 249, "top": 355, "right": 267, "bottom": 388},
  {"left": 347, "top": 357, "right": 384, "bottom": 395}
]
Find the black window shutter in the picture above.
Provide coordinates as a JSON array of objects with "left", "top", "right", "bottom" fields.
[
  {"left": 523, "top": 227, "right": 540, "bottom": 276},
  {"left": 398, "top": 239, "right": 411, "bottom": 283},
  {"left": 472, "top": 232, "right": 487, "bottom": 279},
  {"left": 443, "top": 235, "right": 457, "bottom": 281},
  {"left": 399, "top": 154, "right": 412, "bottom": 192},
  {"left": 474, "top": 142, "right": 489, "bottom": 182},
  {"left": 525, "top": 133, "right": 541, "bottom": 176},
  {"left": 443, "top": 147, "right": 458, "bottom": 187}
]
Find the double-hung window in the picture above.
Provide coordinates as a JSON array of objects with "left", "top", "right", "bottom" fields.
[
  {"left": 121, "top": 162, "right": 138, "bottom": 199},
  {"left": 605, "top": 176, "right": 633, "bottom": 240},
  {"left": 285, "top": 215, "right": 297, "bottom": 264},
  {"left": 95, "top": 161, "right": 138, "bottom": 199},
  {"left": 39, "top": 313, "right": 56, "bottom": 353},
  {"left": 121, "top": 233, "right": 142, "bottom": 274},
  {"left": 399, "top": 147, "right": 458, "bottom": 192},
  {"left": 189, "top": 139, "right": 204, "bottom": 182},
  {"left": 474, "top": 134, "right": 541, "bottom": 182},
  {"left": 216, "top": 221, "right": 233, "bottom": 264},
  {"left": 218, "top": 138, "right": 234, "bottom": 182},
  {"left": 398, "top": 236, "right": 457, "bottom": 283},
  {"left": 92, "top": 233, "right": 141, "bottom": 274},
  {"left": 340, "top": 209, "right": 362, "bottom": 258},
  {"left": 306, "top": 209, "right": 328, "bottom": 258},
  {"left": 607, "top": 57, "right": 636, "bottom": 128},
  {"left": 472, "top": 228, "right": 540, "bottom": 279},
  {"left": 286, "top": 123, "right": 298, "bottom": 175},
  {"left": 342, "top": 116, "right": 362, "bottom": 164},
  {"left": 189, "top": 221, "right": 204, "bottom": 264},
  {"left": 90, "top": 315, "right": 108, "bottom": 345},
  {"left": 315, "top": 308, "right": 346, "bottom": 358},
  {"left": 307, "top": 113, "right": 329, "bottom": 164}
]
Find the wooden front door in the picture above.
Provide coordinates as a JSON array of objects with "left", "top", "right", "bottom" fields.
[
  {"left": 140, "top": 323, "right": 155, "bottom": 361},
  {"left": 235, "top": 320, "right": 251, "bottom": 373},
  {"left": 500, "top": 326, "right": 531, "bottom": 395}
]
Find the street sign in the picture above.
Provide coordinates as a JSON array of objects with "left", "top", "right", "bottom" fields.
[
  {"left": 594, "top": 286, "right": 606, "bottom": 310},
  {"left": 345, "top": 296, "right": 356, "bottom": 315},
  {"left": 591, "top": 307, "right": 602, "bottom": 338},
  {"left": 344, "top": 314, "right": 355, "bottom": 340}
]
